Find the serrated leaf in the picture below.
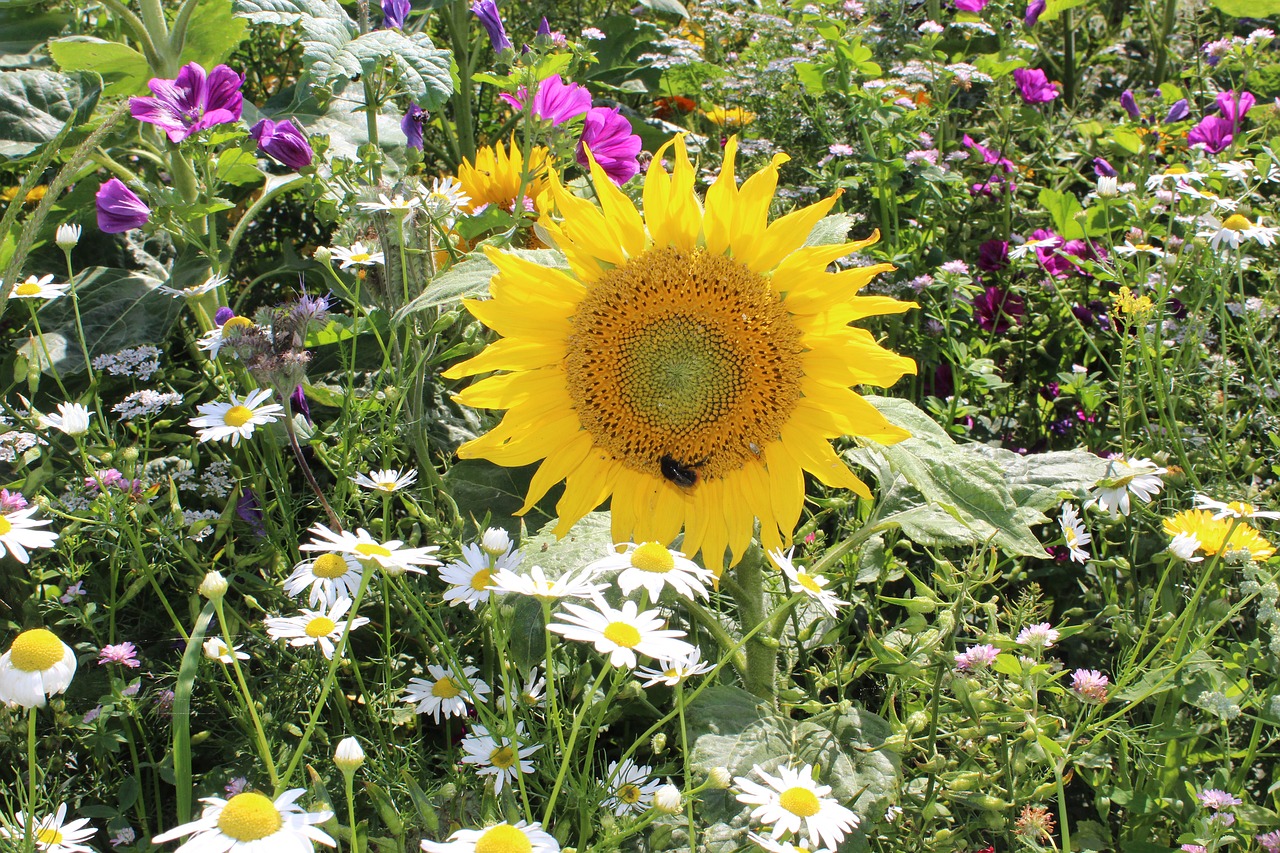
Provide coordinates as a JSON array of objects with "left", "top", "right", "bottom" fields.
[
  {"left": 309, "top": 30, "right": 452, "bottom": 110},
  {"left": 47, "top": 37, "right": 149, "bottom": 98},
  {"left": 804, "top": 213, "right": 857, "bottom": 246},
  {"left": 231, "top": 0, "right": 347, "bottom": 26},
  {"left": 393, "top": 248, "right": 568, "bottom": 323},
  {"left": 0, "top": 69, "right": 101, "bottom": 158}
]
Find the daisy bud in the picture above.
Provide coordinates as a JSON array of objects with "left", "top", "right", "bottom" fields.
[
  {"left": 654, "top": 784, "right": 682, "bottom": 814},
  {"left": 199, "top": 570, "right": 228, "bottom": 600},
  {"left": 334, "top": 736, "right": 365, "bottom": 772},
  {"left": 55, "top": 223, "right": 82, "bottom": 250},
  {"left": 651, "top": 733, "right": 667, "bottom": 754},
  {"left": 481, "top": 527, "right": 511, "bottom": 556},
  {"left": 313, "top": 245, "right": 332, "bottom": 266},
  {"left": 1096, "top": 176, "right": 1119, "bottom": 198},
  {"left": 708, "top": 767, "right": 731, "bottom": 789}
]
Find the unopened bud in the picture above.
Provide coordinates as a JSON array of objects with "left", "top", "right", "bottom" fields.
[
  {"left": 481, "top": 527, "right": 512, "bottom": 556},
  {"left": 199, "top": 571, "right": 228, "bottom": 600},
  {"left": 56, "top": 223, "right": 82, "bottom": 251},
  {"left": 313, "top": 246, "right": 332, "bottom": 265},
  {"left": 651, "top": 733, "right": 667, "bottom": 754},
  {"left": 654, "top": 784, "right": 682, "bottom": 814},
  {"left": 334, "top": 736, "right": 365, "bottom": 772},
  {"left": 707, "top": 767, "right": 731, "bottom": 789}
]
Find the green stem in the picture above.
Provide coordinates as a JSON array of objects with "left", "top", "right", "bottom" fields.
[
  {"left": 223, "top": 175, "right": 308, "bottom": 264},
  {"left": 343, "top": 770, "right": 361, "bottom": 853},
  {"left": 214, "top": 599, "right": 281, "bottom": 791},
  {"left": 25, "top": 707, "right": 37, "bottom": 853},
  {"left": 542, "top": 666, "right": 610, "bottom": 821}
]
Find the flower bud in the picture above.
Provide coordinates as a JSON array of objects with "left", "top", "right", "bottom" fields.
[
  {"left": 199, "top": 571, "right": 228, "bottom": 600},
  {"left": 653, "top": 784, "right": 682, "bottom": 814},
  {"left": 56, "top": 223, "right": 82, "bottom": 251},
  {"left": 313, "top": 246, "right": 332, "bottom": 266},
  {"left": 481, "top": 527, "right": 511, "bottom": 556},
  {"left": 335, "top": 736, "right": 365, "bottom": 772},
  {"left": 707, "top": 767, "right": 731, "bottom": 789},
  {"left": 650, "top": 733, "right": 667, "bottom": 754}
]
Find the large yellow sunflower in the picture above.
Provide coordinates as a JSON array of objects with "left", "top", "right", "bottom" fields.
[
  {"left": 457, "top": 138, "right": 551, "bottom": 214},
  {"left": 443, "top": 136, "right": 916, "bottom": 572},
  {"left": 1163, "top": 509, "right": 1275, "bottom": 561}
]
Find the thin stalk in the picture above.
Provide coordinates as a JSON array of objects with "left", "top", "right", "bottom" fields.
[{"left": 214, "top": 599, "right": 281, "bottom": 791}]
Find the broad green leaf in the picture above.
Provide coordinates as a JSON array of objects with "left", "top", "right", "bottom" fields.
[
  {"left": 0, "top": 69, "right": 101, "bottom": 158},
  {"left": 179, "top": 0, "right": 249, "bottom": 68},
  {"left": 394, "top": 248, "right": 568, "bottom": 323},
  {"left": 793, "top": 61, "right": 826, "bottom": 95},
  {"left": 1038, "top": 187, "right": 1086, "bottom": 238},
  {"left": 0, "top": 9, "right": 72, "bottom": 68},
  {"left": 309, "top": 30, "right": 452, "bottom": 110},
  {"left": 507, "top": 595, "right": 547, "bottom": 671},
  {"left": 48, "top": 37, "right": 150, "bottom": 97},
  {"left": 440, "top": 459, "right": 556, "bottom": 538},
  {"left": 1036, "top": 0, "right": 1088, "bottom": 22},
  {"left": 214, "top": 147, "right": 265, "bottom": 186},
  {"left": 970, "top": 446, "right": 1109, "bottom": 511},
  {"left": 521, "top": 512, "right": 615, "bottom": 575},
  {"left": 1109, "top": 127, "right": 1145, "bottom": 154},
  {"left": 1212, "top": 0, "right": 1280, "bottom": 14},
  {"left": 637, "top": 0, "right": 690, "bottom": 18}
]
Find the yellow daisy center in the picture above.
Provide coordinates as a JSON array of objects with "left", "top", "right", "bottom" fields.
[
  {"left": 15, "top": 282, "right": 42, "bottom": 296},
  {"left": 631, "top": 542, "right": 675, "bottom": 573},
  {"left": 9, "top": 629, "right": 64, "bottom": 672},
  {"left": 490, "top": 745, "right": 517, "bottom": 768},
  {"left": 216, "top": 792, "right": 283, "bottom": 841},
  {"left": 311, "top": 553, "right": 350, "bottom": 579},
  {"left": 0, "top": 516, "right": 11, "bottom": 535},
  {"left": 1064, "top": 529, "right": 1078, "bottom": 546},
  {"left": 795, "top": 572, "right": 824, "bottom": 594},
  {"left": 1224, "top": 214, "right": 1252, "bottom": 231},
  {"left": 305, "top": 616, "right": 336, "bottom": 637},
  {"left": 469, "top": 568, "right": 493, "bottom": 591},
  {"left": 433, "top": 677, "right": 461, "bottom": 698},
  {"left": 355, "top": 542, "right": 392, "bottom": 558},
  {"left": 779, "top": 786, "right": 821, "bottom": 817},
  {"left": 565, "top": 247, "right": 802, "bottom": 484},
  {"left": 36, "top": 828, "right": 64, "bottom": 845},
  {"left": 1134, "top": 243, "right": 1154, "bottom": 251},
  {"left": 603, "top": 622, "right": 642, "bottom": 649},
  {"left": 223, "top": 406, "right": 254, "bottom": 428},
  {"left": 475, "top": 825, "right": 532, "bottom": 853},
  {"left": 618, "top": 783, "right": 642, "bottom": 803},
  {"left": 350, "top": 252, "right": 372, "bottom": 262},
  {"left": 221, "top": 315, "right": 253, "bottom": 334},
  {"left": 1228, "top": 501, "right": 1256, "bottom": 516}
]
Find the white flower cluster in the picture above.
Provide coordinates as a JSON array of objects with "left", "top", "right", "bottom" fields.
[
  {"left": 113, "top": 389, "right": 184, "bottom": 420},
  {"left": 92, "top": 345, "right": 162, "bottom": 380}
]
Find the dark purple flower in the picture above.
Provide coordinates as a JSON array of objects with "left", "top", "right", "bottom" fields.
[
  {"left": 237, "top": 490, "right": 267, "bottom": 538},
  {"left": 1216, "top": 89, "right": 1255, "bottom": 125},
  {"left": 1093, "top": 157, "right": 1116, "bottom": 177},
  {"left": 1120, "top": 90, "right": 1140, "bottom": 120},
  {"left": 1164, "top": 99, "right": 1189, "bottom": 123},
  {"left": 1188, "top": 115, "right": 1234, "bottom": 153},
  {"left": 214, "top": 306, "right": 236, "bottom": 325},
  {"left": 1013, "top": 67, "right": 1059, "bottom": 104},
  {"left": 577, "top": 106, "right": 642, "bottom": 184},
  {"left": 536, "top": 16, "right": 551, "bottom": 36},
  {"left": 1024, "top": 0, "right": 1045, "bottom": 25},
  {"left": 972, "top": 285, "right": 1025, "bottom": 332},
  {"left": 929, "top": 363, "right": 954, "bottom": 398},
  {"left": 382, "top": 0, "right": 410, "bottom": 28},
  {"left": 471, "top": 0, "right": 513, "bottom": 52},
  {"left": 96, "top": 179, "right": 151, "bottom": 233},
  {"left": 1039, "top": 382, "right": 1060, "bottom": 401},
  {"left": 977, "top": 239, "right": 1009, "bottom": 272},
  {"left": 402, "top": 103, "right": 426, "bottom": 150},
  {"left": 955, "top": 0, "right": 989, "bottom": 10},
  {"left": 129, "top": 63, "right": 243, "bottom": 143},
  {"left": 250, "top": 118, "right": 313, "bottom": 170},
  {"left": 290, "top": 383, "right": 312, "bottom": 424}
]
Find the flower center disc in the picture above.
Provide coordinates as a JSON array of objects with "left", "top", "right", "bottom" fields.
[
  {"left": 603, "top": 622, "right": 642, "bottom": 649},
  {"left": 475, "top": 824, "right": 532, "bottom": 853},
  {"left": 16, "top": 283, "right": 41, "bottom": 296},
  {"left": 433, "top": 677, "right": 461, "bottom": 699},
  {"left": 10, "top": 629, "right": 64, "bottom": 672},
  {"left": 565, "top": 247, "right": 803, "bottom": 484},
  {"left": 779, "top": 786, "right": 821, "bottom": 817},
  {"left": 1224, "top": 214, "right": 1252, "bottom": 231},
  {"left": 631, "top": 542, "right": 675, "bottom": 574},
  {"left": 618, "top": 784, "right": 642, "bottom": 804},
  {"left": 796, "top": 572, "right": 823, "bottom": 594},
  {"left": 305, "top": 617, "right": 336, "bottom": 638},
  {"left": 36, "top": 828, "right": 63, "bottom": 845},
  {"left": 312, "top": 554, "right": 350, "bottom": 579},
  {"left": 355, "top": 543, "right": 392, "bottom": 558},
  {"left": 223, "top": 406, "right": 253, "bottom": 428},
  {"left": 491, "top": 745, "right": 517, "bottom": 768},
  {"left": 0, "top": 516, "right": 12, "bottom": 535},
  {"left": 470, "top": 568, "right": 494, "bottom": 591},
  {"left": 217, "top": 792, "right": 283, "bottom": 841}
]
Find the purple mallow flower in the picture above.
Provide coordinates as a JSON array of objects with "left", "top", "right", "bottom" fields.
[
  {"left": 977, "top": 239, "right": 1009, "bottom": 272},
  {"left": 577, "top": 106, "right": 642, "bottom": 185},
  {"left": 1120, "top": 90, "right": 1140, "bottom": 120},
  {"left": 1013, "top": 67, "right": 1059, "bottom": 104},
  {"left": 1093, "top": 157, "right": 1116, "bottom": 177},
  {"left": 96, "top": 179, "right": 151, "bottom": 233},
  {"left": 250, "top": 119, "right": 313, "bottom": 170},
  {"left": 1216, "top": 89, "right": 1255, "bottom": 124},
  {"left": 500, "top": 75, "right": 592, "bottom": 126},
  {"left": 1164, "top": 98, "right": 1189, "bottom": 123},
  {"left": 382, "top": 0, "right": 410, "bottom": 28},
  {"left": 402, "top": 103, "right": 427, "bottom": 150},
  {"left": 954, "top": 0, "right": 989, "bottom": 10},
  {"left": 972, "top": 285, "right": 1025, "bottom": 333},
  {"left": 1024, "top": 0, "right": 1045, "bottom": 25},
  {"left": 471, "top": 0, "right": 513, "bottom": 52},
  {"left": 129, "top": 63, "right": 243, "bottom": 143},
  {"left": 1188, "top": 116, "right": 1234, "bottom": 154}
]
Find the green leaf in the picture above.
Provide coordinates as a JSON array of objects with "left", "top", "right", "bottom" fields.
[
  {"left": 214, "top": 147, "right": 265, "bottom": 186},
  {"left": 47, "top": 37, "right": 150, "bottom": 97},
  {"left": 793, "top": 61, "right": 826, "bottom": 96},
  {"left": 507, "top": 595, "right": 547, "bottom": 671},
  {"left": 310, "top": 30, "right": 453, "bottom": 110},
  {"left": 440, "top": 459, "right": 557, "bottom": 539},
  {"left": 520, "top": 512, "right": 616, "bottom": 576},
  {"left": 172, "top": 602, "right": 216, "bottom": 822},
  {"left": 0, "top": 9, "right": 72, "bottom": 68},
  {"left": 1211, "top": 0, "right": 1280, "bottom": 14},
  {"left": 637, "top": 0, "right": 690, "bottom": 18},
  {"left": 1036, "top": 0, "right": 1088, "bottom": 22},
  {"left": 393, "top": 248, "right": 568, "bottom": 323},
  {"left": 1037, "top": 187, "right": 1091, "bottom": 239},
  {"left": 179, "top": 0, "right": 249, "bottom": 67},
  {"left": 0, "top": 69, "right": 101, "bottom": 158},
  {"left": 804, "top": 213, "right": 858, "bottom": 246}
]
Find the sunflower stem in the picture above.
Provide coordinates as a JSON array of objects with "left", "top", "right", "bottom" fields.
[{"left": 730, "top": 547, "right": 778, "bottom": 703}]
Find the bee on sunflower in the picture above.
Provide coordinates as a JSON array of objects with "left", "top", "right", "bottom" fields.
[{"left": 444, "top": 135, "right": 916, "bottom": 573}]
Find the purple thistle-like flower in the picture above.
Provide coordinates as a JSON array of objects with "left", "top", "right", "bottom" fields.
[
  {"left": 1120, "top": 90, "right": 1140, "bottom": 120},
  {"left": 1070, "top": 669, "right": 1110, "bottom": 703},
  {"left": 96, "top": 179, "right": 151, "bottom": 233},
  {"left": 1216, "top": 89, "right": 1255, "bottom": 124},
  {"left": 1164, "top": 98, "right": 1189, "bottom": 123},
  {"left": 1256, "top": 830, "right": 1280, "bottom": 853},
  {"left": 954, "top": 644, "right": 999, "bottom": 671},
  {"left": 972, "top": 286, "right": 1025, "bottom": 333},
  {"left": 977, "top": 239, "right": 1009, "bottom": 272},
  {"left": 1197, "top": 789, "right": 1243, "bottom": 810},
  {"left": 402, "top": 103, "right": 427, "bottom": 150},
  {"left": 98, "top": 642, "right": 141, "bottom": 668},
  {"left": 1093, "top": 157, "right": 1117, "bottom": 177},
  {"left": 214, "top": 306, "right": 236, "bottom": 326},
  {"left": 1024, "top": 0, "right": 1045, "bottom": 25},
  {"left": 471, "top": 0, "right": 513, "bottom": 52},
  {"left": 577, "top": 106, "right": 642, "bottom": 185},
  {"left": 1188, "top": 115, "right": 1234, "bottom": 154},
  {"left": 0, "top": 489, "right": 28, "bottom": 513},
  {"left": 129, "top": 63, "right": 243, "bottom": 143},
  {"left": 382, "top": 0, "right": 411, "bottom": 28},
  {"left": 1013, "top": 67, "right": 1059, "bottom": 104},
  {"left": 250, "top": 118, "right": 314, "bottom": 170}
]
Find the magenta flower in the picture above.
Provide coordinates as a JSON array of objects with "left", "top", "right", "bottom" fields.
[
  {"left": 577, "top": 106, "right": 642, "bottom": 185},
  {"left": 1120, "top": 90, "right": 1140, "bottom": 120},
  {"left": 1069, "top": 669, "right": 1110, "bottom": 703},
  {"left": 1197, "top": 789, "right": 1243, "bottom": 810},
  {"left": 402, "top": 103, "right": 427, "bottom": 150},
  {"left": 98, "top": 642, "right": 141, "bottom": 668},
  {"left": 972, "top": 285, "right": 1025, "bottom": 333},
  {"left": 1024, "top": 0, "right": 1045, "bottom": 25},
  {"left": 250, "top": 118, "right": 313, "bottom": 170},
  {"left": 1013, "top": 67, "right": 1059, "bottom": 104},
  {"left": 976, "top": 239, "right": 1009, "bottom": 272},
  {"left": 1216, "top": 89, "right": 1255, "bottom": 124},
  {"left": 129, "top": 63, "right": 243, "bottom": 143},
  {"left": 471, "top": 0, "right": 513, "bottom": 52},
  {"left": 0, "top": 489, "right": 27, "bottom": 513},
  {"left": 1188, "top": 116, "right": 1234, "bottom": 154},
  {"left": 954, "top": 0, "right": 989, "bottom": 9},
  {"left": 961, "top": 134, "right": 1016, "bottom": 173},
  {"left": 382, "top": 0, "right": 410, "bottom": 28},
  {"left": 96, "top": 179, "right": 151, "bottom": 233},
  {"left": 501, "top": 75, "right": 592, "bottom": 126},
  {"left": 954, "top": 644, "right": 999, "bottom": 671}
]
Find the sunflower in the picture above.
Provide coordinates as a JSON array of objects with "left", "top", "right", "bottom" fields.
[
  {"left": 457, "top": 138, "right": 551, "bottom": 213},
  {"left": 1162, "top": 509, "right": 1275, "bottom": 561},
  {"left": 444, "top": 136, "right": 915, "bottom": 571},
  {"left": 703, "top": 106, "right": 757, "bottom": 128}
]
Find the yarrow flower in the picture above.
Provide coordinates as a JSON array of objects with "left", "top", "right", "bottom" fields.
[
  {"left": 129, "top": 62, "right": 244, "bottom": 143},
  {"left": 0, "top": 805, "right": 96, "bottom": 853},
  {"left": 189, "top": 388, "right": 284, "bottom": 446},
  {"left": 402, "top": 664, "right": 490, "bottom": 722},
  {"left": 151, "top": 789, "right": 335, "bottom": 853},
  {"left": 734, "top": 763, "right": 859, "bottom": 851}
]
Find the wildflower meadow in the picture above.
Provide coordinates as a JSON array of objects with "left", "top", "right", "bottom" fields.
[{"left": 3, "top": 0, "right": 1280, "bottom": 851}]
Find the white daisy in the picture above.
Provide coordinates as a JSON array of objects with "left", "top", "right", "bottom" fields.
[
  {"left": 350, "top": 468, "right": 418, "bottom": 493},
  {"left": 202, "top": 637, "right": 250, "bottom": 663},
  {"left": 329, "top": 242, "right": 386, "bottom": 269},
  {"left": 284, "top": 552, "right": 364, "bottom": 607},
  {"left": 1218, "top": 160, "right": 1256, "bottom": 183},
  {"left": 548, "top": 598, "right": 696, "bottom": 669},
  {"left": 0, "top": 505, "right": 58, "bottom": 564},
  {"left": 589, "top": 542, "right": 714, "bottom": 601},
  {"left": 401, "top": 664, "right": 490, "bottom": 723},
  {"left": 1086, "top": 456, "right": 1166, "bottom": 518},
  {"left": 0, "top": 804, "right": 95, "bottom": 853},
  {"left": 747, "top": 832, "right": 835, "bottom": 853},
  {"left": 1167, "top": 531, "right": 1204, "bottom": 563},
  {"left": 635, "top": 647, "right": 714, "bottom": 687},
  {"left": 1192, "top": 494, "right": 1280, "bottom": 521},
  {"left": 1145, "top": 168, "right": 1204, "bottom": 191},
  {"left": 55, "top": 224, "right": 81, "bottom": 251},
  {"left": 189, "top": 389, "right": 284, "bottom": 446},
  {"left": 264, "top": 599, "right": 370, "bottom": 660},
  {"left": 1059, "top": 503, "right": 1091, "bottom": 564},
  {"left": 602, "top": 758, "right": 662, "bottom": 816},
  {"left": 358, "top": 193, "right": 421, "bottom": 214},
  {"left": 421, "top": 177, "right": 471, "bottom": 227},
  {"left": 1114, "top": 241, "right": 1166, "bottom": 259},
  {"left": 439, "top": 542, "right": 520, "bottom": 609},
  {"left": 459, "top": 723, "right": 541, "bottom": 794},
  {"left": 1178, "top": 186, "right": 1238, "bottom": 212},
  {"left": 497, "top": 668, "right": 546, "bottom": 710},
  {"left": 480, "top": 527, "right": 512, "bottom": 556},
  {"left": 39, "top": 402, "right": 93, "bottom": 436},
  {"left": 1008, "top": 236, "right": 1060, "bottom": 260},
  {"left": 488, "top": 564, "right": 606, "bottom": 602},
  {"left": 197, "top": 315, "right": 255, "bottom": 359},
  {"left": 420, "top": 822, "right": 559, "bottom": 853},
  {"left": 769, "top": 549, "right": 849, "bottom": 618},
  {"left": 7, "top": 275, "right": 69, "bottom": 300},
  {"left": 0, "top": 628, "right": 77, "bottom": 708},
  {"left": 158, "top": 272, "right": 228, "bottom": 298},
  {"left": 734, "top": 763, "right": 859, "bottom": 851},
  {"left": 1199, "top": 214, "right": 1279, "bottom": 252},
  {"left": 299, "top": 523, "right": 441, "bottom": 576},
  {"left": 151, "top": 789, "right": 335, "bottom": 853}
]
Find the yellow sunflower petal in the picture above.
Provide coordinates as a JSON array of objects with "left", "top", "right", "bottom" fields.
[
  {"left": 743, "top": 192, "right": 843, "bottom": 273},
  {"left": 519, "top": 431, "right": 595, "bottom": 514},
  {"left": 643, "top": 135, "right": 701, "bottom": 252},
  {"left": 583, "top": 146, "right": 647, "bottom": 259}
]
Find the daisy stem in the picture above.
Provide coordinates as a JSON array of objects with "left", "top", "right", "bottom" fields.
[
  {"left": 540, "top": 600, "right": 567, "bottom": 754},
  {"left": 214, "top": 598, "right": 281, "bottom": 792},
  {"left": 342, "top": 769, "right": 361, "bottom": 853},
  {"left": 677, "top": 681, "right": 696, "bottom": 853},
  {"left": 542, "top": 665, "right": 611, "bottom": 822},
  {"left": 61, "top": 249, "right": 98, "bottom": 402},
  {"left": 23, "top": 301, "right": 71, "bottom": 400},
  {"left": 24, "top": 706, "right": 36, "bottom": 853}
]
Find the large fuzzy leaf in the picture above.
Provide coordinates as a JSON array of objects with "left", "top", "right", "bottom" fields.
[
  {"left": 0, "top": 69, "right": 101, "bottom": 158},
  {"left": 47, "top": 37, "right": 150, "bottom": 97}
]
